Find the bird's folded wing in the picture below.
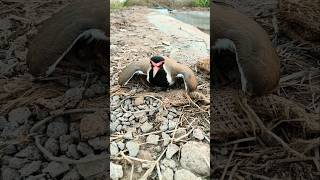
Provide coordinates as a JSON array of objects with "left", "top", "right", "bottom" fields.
[{"left": 118, "top": 59, "right": 150, "bottom": 85}]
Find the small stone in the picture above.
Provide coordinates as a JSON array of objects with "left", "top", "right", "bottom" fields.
[
  {"left": 19, "top": 161, "right": 41, "bottom": 176},
  {"left": 134, "top": 97, "right": 144, "bottom": 106},
  {"left": 2, "top": 144, "right": 17, "bottom": 155},
  {"left": 166, "top": 144, "right": 179, "bottom": 159},
  {"left": 161, "top": 158, "right": 177, "bottom": 169},
  {"left": 154, "top": 146, "right": 162, "bottom": 153},
  {"left": 44, "top": 138, "right": 59, "bottom": 156},
  {"left": 1, "top": 167, "right": 20, "bottom": 180},
  {"left": 42, "top": 162, "right": 70, "bottom": 177},
  {"left": 8, "top": 107, "right": 31, "bottom": 124},
  {"left": 180, "top": 141, "right": 210, "bottom": 176},
  {"left": 139, "top": 116, "right": 148, "bottom": 123},
  {"left": 117, "top": 142, "right": 125, "bottom": 150},
  {"left": 69, "top": 123, "right": 80, "bottom": 141},
  {"left": 88, "top": 137, "right": 107, "bottom": 151},
  {"left": 193, "top": 129, "right": 204, "bottom": 141},
  {"left": 159, "top": 124, "right": 168, "bottom": 131},
  {"left": 80, "top": 111, "right": 107, "bottom": 139},
  {"left": 9, "top": 157, "right": 29, "bottom": 169},
  {"left": 110, "top": 162, "right": 123, "bottom": 180},
  {"left": 47, "top": 118, "right": 68, "bottom": 138},
  {"left": 124, "top": 131, "right": 133, "bottom": 140},
  {"left": 66, "top": 144, "right": 81, "bottom": 159},
  {"left": 126, "top": 141, "right": 139, "bottom": 157},
  {"left": 0, "top": 116, "right": 8, "bottom": 131},
  {"left": 62, "top": 168, "right": 80, "bottom": 180},
  {"left": 59, "top": 135, "right": 73, "bottom": 152},
  {"left": 162, "top": 133, "right": 170, "bottom": 146},
  {"left": 175, "top": 129, "right": 187, "bottom": 139},
  {"left": 77, "top": 142, "right": 94, "bottom": 156},
  {"left": 140, "top": 122, "right": 153, "bottom": 133},
  {"left": 162, "top": 168, "right": 174, "bottom": 180},
  {"left": 133, "top": 111, "right": 145, "bottom": 119},
  {"left": 146, "top": 135, "right": 159, "bottom": 145},
  {"left": 168, "top": 120, "right": 177, "bottom": 130},
  {"left": 116, "top": 125, "right": 122, "bottom": 132},
  {"left": 175, "top": 169, "right": 199, "bottom": 180},
  {"left": 15, "top": 145, "right": 41, "bottom": 160},
  {"left": 167, "top": 114, "right": 174, "bottom": 120},
  {"left": 110, "top": 142, "right": 119, "bottom": 156},
  {"left": 76, "top": 158, "right": 107, "bottom": 178},
  {"left": 112, "top": 95, "right": 120, "bottom": 102}
]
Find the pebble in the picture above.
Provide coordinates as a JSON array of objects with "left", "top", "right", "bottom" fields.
[
  {"left": 15, "top": 145, "right": 41, "bottom": 160},
  {"left": 77, "top": 142, "right": 94, "bottom": 156},
  {"left": 1, "top": 167, "right": 20, "bottom": 180},
  {"left": 62, "top": 168, "right": 80, "bottom": 180},
  {"left": 160, "top": 124, "right": 168, "bottom": 131},
  {"left": 44, "top": 138, "right": 59, "bottom": 156},
  {"left": 134, "top": 97, "right": 144, "bottom": 106},
  {"left": 180, "top": 141, "right": 210, "bottom": 176},
  {"left": 117, "top": 142, "right": 125, "bottom": 150},
  {"left": 166, "top": 144, "right": 179, "bottom": 159},
  {"left": 80, "top": 112, "right": 107, "bottom": 139},
  {"left": 126, "top": 141, "right": 139, "bottom": 157},
  {"left": 162, "top": 132, "right": 171, "bottom": 146},
  {"left": 66, "top": 144, "right": 81, "bottom": 159},
  {"left": 59, "top": 135, "right": 73, "bottom": 152},
  {"left": 46, "top": 118, "right": 68, "bottom": 138},
  {"left": 193, "top": 129, "right": 204, "bottom": 141},
  {"left": 19, "top": 161, "right": 41, "bottom": 176},
  {"left": 139, "top": 116, "right": 148, "bottom": 124},
  {"left": 168, "top": 120, "right": 177, "bottom": 130},
  {"left": 146, "top": 135, "right": 159, "bottom": 145},
  {"left": 116, "top": 125, "right": 122, "bottom": 132},
  {"left": 110, "top": 162, "right": 123, "bottom": 180},
  {"left": 161, "top": 158, "right": 177, "bottom": 169},
  {"left": 2, "top": 144, "right": 17, "bottom": 155},
  {"left": 0, "top": 116, "right": 7, "bottom": 130},
  {"left": 9, "top": 157, "right": 29, "bottom": 169},
  {"left": 110, "top": 121, "right": 119, "bottom": 132},
  {"left": 175, "top": 169, "right": 200, "bottom": 180},
  {"left": 133, "top": 111, "right": 145, "bottom": 119},
  {"left": 175, "top": 129, "right": 187, "bottom": 139},
  {"left": 167, "top": 114, "right": 174, "bottom": 120},
  {"left": 154, "top": 146, "right": 162, "bottom": 153},
  {"left": 124, "top": 131, "right": 133, "bottom": 140},
  {"left": 42, "top": 162, "right": 70, "bottom": 177},
  {"left": 162, "top": 168, "right": 174, "bottom": 180},
  {"left": 69, "top": 123, "right": 80, "bottom": 141},
  {"left": 8, "top": 107, "right": 31, "bottom": 124},
  {"left": 88, "top": 137, "right": 107, "bottom": 151},
  {"left": 110, "top": 142, "right": 119, "bottom": 156},
  {"left": 140, "top": 122, "right": 153, "bottom": 133},
  {"left": 76, "top": 158, "right": 106, "bottom": 178}
]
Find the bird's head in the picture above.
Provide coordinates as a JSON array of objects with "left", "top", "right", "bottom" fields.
[{"left": 150, "top": 56, "right": 165, "bottom": 78}]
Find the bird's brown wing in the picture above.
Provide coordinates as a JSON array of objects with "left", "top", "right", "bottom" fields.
[
  {"left": 165, "top": 57, "right": 198, "bottom": 92},
  {"left": 118, "top": 58, "right": 150, "bottom": 85},
  {"left": 27, "top": 0, "right": 107, "bottom": 76}
]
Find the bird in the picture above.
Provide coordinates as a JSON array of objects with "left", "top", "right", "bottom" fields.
[
  {"left": 212, "top": 3, "right": 280, "bottom": 96},
  {"left": 118, "top": 56, "right": 198, "bottom": 92},
  {"left": 26, "top": 0, "right": 108, "bottom": 77}
]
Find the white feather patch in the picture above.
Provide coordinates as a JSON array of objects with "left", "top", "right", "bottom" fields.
[{"left": 124, "top": 70, "right": 145, "bottom": 85}]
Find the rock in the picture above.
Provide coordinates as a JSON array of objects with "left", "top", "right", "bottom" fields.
[
  {"left": 134, "top": 96, "right": 144, "bottom": 106},
  {"left": 133, "top": 111, "right": 145, "bottom": 119},
  {"left": 146, "top": 135, "right": 159, "bottom": 145},
  {"left": 160, "top": 124, "right": 168, "bottom": 131},
  {"left": 180, "top": 141, "right": 210, "bottom": 176},
  {"left": 166, "top": 144, "right": 179, "bottom": 159},
  {"left": 0, "top": 116, "right": 8, "bottom": 130},
  {"left": 162, "top": 168, "right": 174, "bottom": 180},
  {"left": 162, "top": 132, "right": 171, "bottom": 146},
  {"left": 42, "top": 162, "right": 70, "bottom": 177},
  {"left": 175, "top": 129, "right": 187, "bottom": 139},
  {"left": 44, "top": 138, "right": 59, "bottom": 156},
  {"left": 126, "top": 141, "right": 139, "bottom": 157},
  {"left": 69, "top": 123, "right": 80, "bottom": 141},
  {"left": 88, "top": 137, "right": 107, "bottom": 151},
  {"left": 123, "top": 131, "right": 133, "bottom": 140},
  {"left": 15, "top": 145, "right": 41, "bottom": 160},
  {"left": 116, "top": 125, "right": 122, "bottom": 132},
  {"left": 175, "top": 169, "right": 199, "bottom": 180},
  {"left": 80, "top": 111, "right": 107, "bottom": 139},
  {"left": 76, "top": 158, "right": 107, "bottom": 178},
  {"left": 19, "top": 161, "right": 41, "bottom": 176},
  {"left": 167, "top": 114, "right": 174, "bottom": 120},
  {"left": 59, "top": 135, "right": 73, "bottom": 152},
  {"left": 110, "top": 142, "right": 119, "bottom": 156},
  {"left": 2, "top": 155, "right": 11, "bottom": 165},
  {"left": 62, "top": 168, "right": 80, "bottom": 180},
  {"left": 140, "top": 122, "right": 153, "bottom": 133},
  {"left": 193, "top": 129, "right": 204, "bottom": 141},
  {"left": 117, "top": 142, "right": 125, "bottom": 150},
  {"left": 8, "top": 107, "right": 31, "bottom": 124},
  {"left": 2, "top": 144, "right": 17, "bottom": 155},
  {"left": 26, "top": 174, "right": 46, "bottom": 180},
  {"left": 137, "top": 150, "right": 153, "bottom": 161},
  {"left": 110, "top": 162, "right": 123, "bottom": 180},
  {"left": 139, "top": 116, "right": 148, "bottom": 124},
  {"left": 46, "top": 118, "right": 68, "bottom": 138},
  {"left": 8, "top": 157, "right": 29, "bottom": 169},
  {"left": 154, "top": 146, "right": 162, "bottom": 153},
  {"left": 1, "top": 121, "right": 20, "bottom": 139},
  {"left": 66, "top": 144, "right": 81, "bottom": 159},
  {"left": 161, "top": 158, "right": 177, "bottom": 169},
  {"left": 110, "top": 121, "right": 119, "bottom": 132},
  {"left": 77, "top": 142, "right": 94, "bottom": 156},
  {"left": 1, "top": 167, "right": 20, "bottom": 180},
  {"left": 168, "top": 120, "right": 177, "bottom": 130}
]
